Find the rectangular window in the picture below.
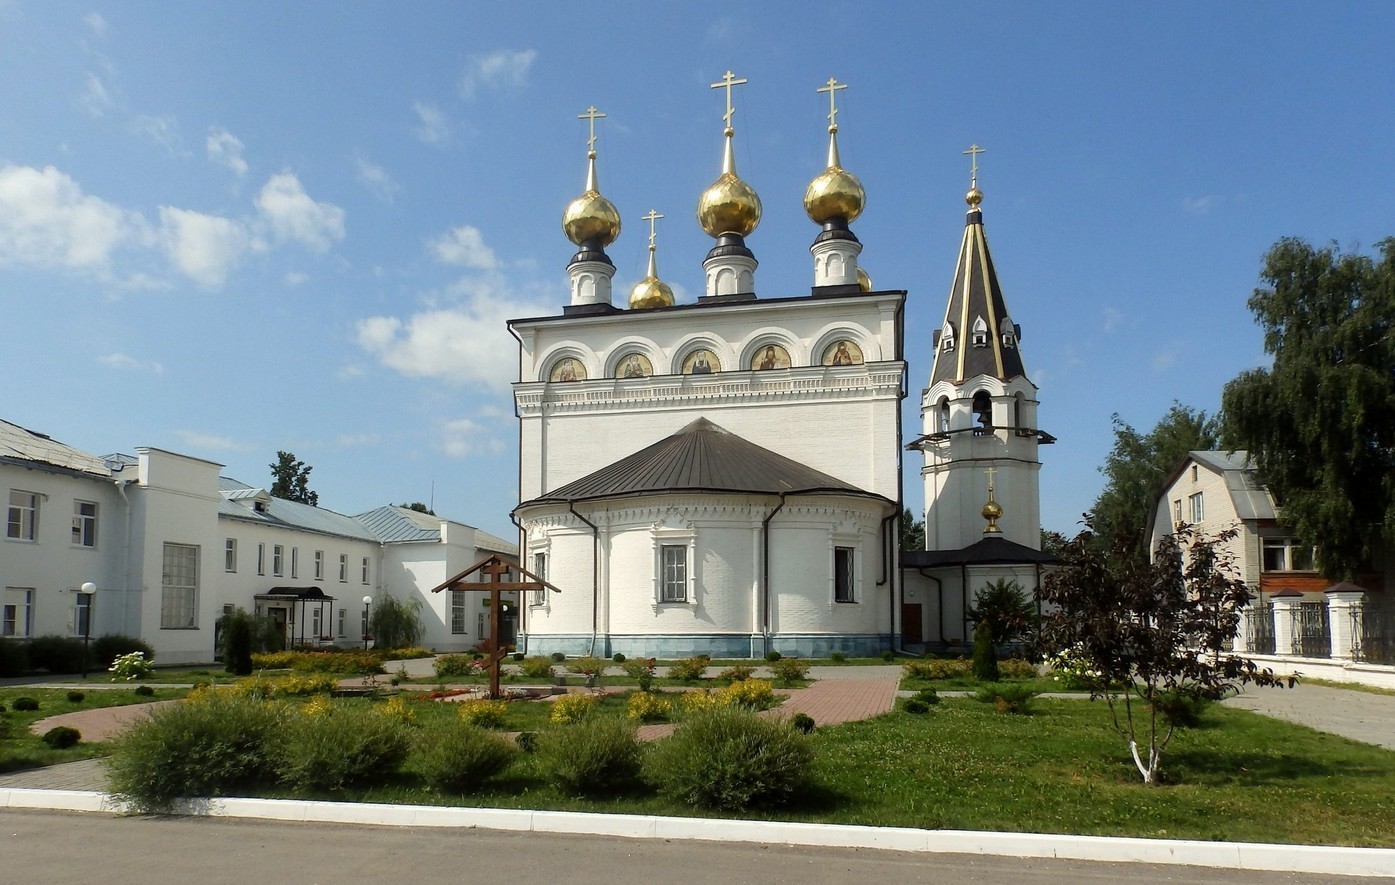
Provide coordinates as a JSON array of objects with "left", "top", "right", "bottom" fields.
[
  {"left": 451, "top": 590, "right": 467, "bottom": 634},
  {"left": 272, "top": 544, "right": 284, "bottom": 577},
  {"left": 834, "top": 546, "right": 855, "bottom": 603},
  {"left": 660, "top": 544, "right": 687, "bottom": 603},
  {"left": 257, "top": 542, "right": 266, "bottom": 576},
  {"left": 360, "top": 604, "right": 370, "bottom": 640},
  {"left": 290, "top": 547, "right": 299, "bottom": 579},
  {"left": 1263, "top": 538, "right": 1316, "bottom": 572},
  {"left": 72, "top": 590, "right": 93, "bottom": 637},
  {"left": 1172, "top": 499, "right": 1182, "bottom": 524},
  {"left": 531, "top": 552, "right": 547, "bottom": 605},
  {"left": 337, "top": 607, "right": 346, "bottom": 638},
  {"left": 1188, "top": 492, "right": 1204, "bottom": 524},
  {"left": 314, "top": 550, "right": 325, "bottom": 580},
  {"left": 338, "top": 554, "right": 348, "bottom": 582},
  {"left": 477, "top": 611, "right": 487, "bottom": 640},
  {"left": 224, "top": 538, "right": 237, "bottom": 572},
  {"left": 311, "top": 607, "right": 322, "bottom": 639},
  {"left": 2, "top": 588, "right": 34, "bottom": 637},
  {"left": 160, "top": 542, "right": 199, "bottom": 629},
  {"left": 362, "top": 556, "right": 370, "bottom": 585},
  {"left": 72, "top": 500, "right": 97, "bottom": 547},
  {"left": 7, "top": 490, "right": 37, "bottom": 541}
]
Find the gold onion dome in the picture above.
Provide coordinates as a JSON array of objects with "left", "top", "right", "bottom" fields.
[
  {"left": 697, "top": 130, "right": 762, "bottom": 238},
  {"left": 562, "top": 151, "right": 621, "bottom": 247},
  {"left": 630, "top": 210, "right": 674, "bottom": 309},
  {"left": 804, "top": 127, "right": 865, "bottom": 224},
  {"left": 966, "top": 186, "right": 983, "bottom": 209},
  {"left": 856, "top": 266, "right": 872, "bottom": 292}
]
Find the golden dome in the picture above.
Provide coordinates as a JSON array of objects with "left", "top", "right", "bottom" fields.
[
  {"left": 856, "top": 266, "right": 872, "bottom": 292},
  {"left": 629, "top": 276, "right": 674, "bottom": 310},
  {"left": 563, "top": 152, "right": 621, "bottom": 247},
  {"left": 965, "top": 186, "right": 983, "bottom": 209},
  {"left": 804, "top": 127, "right": 865, "bottom": 224},
  {"left": 981, "top": 499, "right": 1002, "bottom": 520},
  {"left": 698, "top": 130, "right": 761, "bottom": 238}
]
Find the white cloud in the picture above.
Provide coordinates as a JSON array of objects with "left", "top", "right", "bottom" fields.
[
  {"left": 130, "top": 114, "right": 186, "bottom": 155},
  {"left": 458, "top": 49, "right": 536, "bottom": 100},
  {"left": 84, "top": 12, "right": 108, "bottom": 36},
  {"left": 255, "top": 172, "right": 345, "bottom": 253},
  {"left": 430, "top": 225, "right": 498, "bottom": 270},
  {"left": 439, "top": 418, "right": 504, "bottom": 458},
  {"left": 1102, "top": 306, "right": 1125, "bottom": 333},
  {"left": 98, "top": 352, "right": 162, "bottom": 373},
  {"left": 157, "top": 206, "right": 250, "bottom": 287},
  {"left": 355, "top": 287, "right": 548, "bottom": 391},
  {"left": 335, "top": 433, "right": 379, "bottom": 448},
  {"left": 283, "top": 270, "right": 308, "bottom": 286},
  {"left": 0, "top": 164, "right": 141, "bottom": 272},
  {"left": 335, "top": 363, "right": 366, "bottom": 380},
  {"left": 174, "top": 429, "right": 252, "bottom": 452},
  {"left": 355, "top": 156, "right": 400, "bottom": 203},
  {"left": 1151, "top": 344, "right": 1179, "bottom": 373},
  {"left": 78, "top": 71, "right": 116, "bottom": 117},
  {"left": 1183, "top": 195, "right": 1217, "bottom": 215},
  {"left": 207, "top": 128, "right": 248, "bottom": 175},
  {"left": 413, "top": 101, "right": 448, "bottom": 144}
]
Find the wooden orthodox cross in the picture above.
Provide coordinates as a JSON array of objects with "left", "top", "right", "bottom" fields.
[{"left": 430, "top": 554, "right": 557, "bottom": 699}]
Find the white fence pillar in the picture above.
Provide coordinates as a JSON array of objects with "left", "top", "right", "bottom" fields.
[
  {"left": 1271, "top": 592, "right": 1303, "bottom": 656},
  {"left": 1325, "top": 586, "right": 1365, "bottom": 660}
]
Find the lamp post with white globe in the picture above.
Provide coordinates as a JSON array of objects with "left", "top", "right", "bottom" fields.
[
  {"left": 362, "top": 595, "right": 372, "bottom": 650},
  {"left": 79, "top": 582, "right": 97, "bottom": 678}
]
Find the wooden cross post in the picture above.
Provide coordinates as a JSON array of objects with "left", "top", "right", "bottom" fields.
[
  {"left": 480, "top": 558, "right": 511, "bottom": 699},
  {"left": 431, "top": 554, "right": 553, "bottom": 700}
]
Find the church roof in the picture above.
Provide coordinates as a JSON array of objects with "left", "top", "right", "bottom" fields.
[
  {"left": 520, "top": 417, "right": 889, "bottom": 507},
  {"left": 902, "top": 535, "right": 1058, "bottom": 569},
  {"left": 928, "top": 192, "right": 1028, "bottom": 385}
]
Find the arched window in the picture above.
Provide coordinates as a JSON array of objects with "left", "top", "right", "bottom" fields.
[
  {"left": 972, "top": 390, "right": 992, "bottom": 427},
  {"left": 971, "top": 316, "right": 988, "bottom": 347},
  {"left": 1001, "top": 316, "right": 1016, "bottom": 348},
  {"left": 1013, "top": 393, "right": 1024, "bottom": 429},
  {"left": 938, "top": 397, "right": 951, "bottom": 432},
  {"left": 939, "top": 321, "right": 956, "bottom": 352}
]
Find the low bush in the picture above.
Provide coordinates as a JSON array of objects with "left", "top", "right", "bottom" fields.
[
  {"left": 0, "top": 636, "right": 30, "bottom": 676},
  {"left": 646, "top": 706, "right": 812, "bottom": 810},
  {"left": 42, "top": 725, "right": 81, "bottom": 749},
  {"left": 515, "top": 731, "right": 538, "bottom": 753},
  {"left": 718, "top": 664, "right": 756, "bottom": 683},
  {"left": 764, "top": 650, "right": 782, "bottom": 662},
  {"left": 916, "top": 688, "right": 941, "bottom": 705},
  {"left": 134, "top": 685, "right": 156, "bottom": 697},
  {"left": 829, "top": 652, "right": 847, "bottom": 663},
  {"left": 382, "top": 647, "right": 434, "bottom": 661},
  {"left": 972, "top": 621, "right": 999, "bottom": 682},
  {"left": 107, "top": 693, "right": 283, "bottom": 812},
  {"left": 902, "top": 658, "right": 972, "bottom": 681},
  {"left": 718, "top": 678, "right": 776, "bottom": 710},
  {"left": 667, "top": 655, "right": 710, "bottom": 682},
  {"left": 881, "top": 650, "right": 895, "bottom": 662},
  {"left": 434, "top": 654, "right": 478, "bottom": 678},
  {"left": 12, "top": 697, "right": 39, "bottom": 712},
  {"left": 769, "top": 659, "right": 810, "bottom": 685},
  {"left": 612, "top": 652, "right": 627, "bottom": 663},
  {"left": 251, "top": 650, "right": 386, "bottom": 675},
  {"left": 904, "top": 698, "right": 931, "bottom": 715},
  {"left": 413, "top": 723, "right": 516, "bottom": 793},
  {"left": 536, "top": 716, "right": 642, "bottom": 797},
  {"left": 974, "top": 682, "right": 1039, "bottom": 714},
  {"left": 26, "top": 634, "right": 90, "bottom": 674},
  {"left": 110, "top": 652, "right": 154, "bottom": 682},
  {"left": 621, "top": 658, "right": 657, "bottom": 691},
  {"left": 550, "top": 652, "right": 567, "bottom": 663},
  {"left": 219, "top": 608, "right": 256, "bottom": 676},
  {"left": 380, "top": 696, "right": 416, "bottom": 725},
  {"left": 550, "top": 693, "right": 597, "bottom": 724},
  {"left": 66, "top": 690, "right": 86, "bottom": 703},
  {"left": 998, "top": 658, "right": 1039, "bottom": 680},
  {"left": 565, "top": 656, "right": 607, "bottom": 677},
  {"left": 457, "top": 698, "right": 508, "bottom": 728},
  {"left": 92, "top": 634, "right": 155, "bottom": 670},
  {"left": 790, "top": 712, "right": 816, "bottom": 734},
  {"left": 271, "top": 701, "right": 412, "bottom": 792},
  {"left": 231, "top": 673, "right": 339, "bottom": 699},
  {"left": 627, "top": 690, "right": 673, "bottom": 723},
  {"left": 518, "top": 656, "right": 555, "bottom": 679},
  {"left": 512, "top": 652, "right": 525, "bottom": 662}
]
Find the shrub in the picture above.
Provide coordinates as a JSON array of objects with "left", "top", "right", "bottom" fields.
[
  {"left": 902, "top": 658, "right": 972, "bottom": 681},
  {"left": 0, "top": 636, "right": 30, "bottom": 677},
  {"left": 999, "top": 658, "right": 1039, "bottom": 680},
  {"left": 107, "top": 693, "right": 283, "bottom": 812},
  {"left": 769, "top": 659, "right": 810, "bottom": 685},
  {"left": 218, "top": 608, "right": 256, "bottom": 676},
  {"left": 627, "top": 691, "right": 673, "bottom": 722},
  {"left": 518, "top": 656, "right": 555, "bottom": 679},
  {"left": 536, "top": 716, "right": 642, "bottom": 797},
  {"left": 369, "top": 595, "right": 425, "bottom": 651},
  {"left": 457, "top": 698, "right": 508, "bottom": 728},
  {"left": 109, "top": 652, "right": 153, "bottom": 682},
  {"left": 565, "top": 656, "right": 607, "bottom": 677},
  {"left": 380, "top": 696, "right": 416, "bottom": 725},
  {"left": 764, "top": 650, "right": 782, "bottom": 662},
  {"left": 667, "top": 655, "right": 710, "bottom": 682},
  {"left": 681, "top": 689, "right": 722, "bottom": 714},
  {"left": 42, "top": 725, "right": 81, "bottom": 749},
  {"left": 550, "top": 652, "right": 566, "bottom": 663},
  {"left": 974, "top": 682, "right": 1038, "bottom": 714},
  {"left": 271, "top": 701, "right": 412, "bottom": 792},
  {"left": 251, "top": 650, "right": 385, "bottom": 675},
  {"left": 719, "top": 664, "right": 756, "bottom": 683},
  {"left": 13, "top": 696, "right": 40, "bottom": 712},
  {"left": 916, "top": 688, "right": 941, "bottom": 705},
  {"left": 434, "top": 654, "right": 477, "bottom": 678},
  {"left": 612, "top": 652, "right": 627, "bottom": 663},
  {"left": 134, "top": 685, "right": 156, "bottom": 697},
  {"left": 92, "top": 634, "right": 155, "bottom": 670},
  {"left": 829, "top": 652, "right": 847, "bottom": 663},
  {"left": 514, "top": 731, "right": 538, "bottom": 753},
  {"left": 382, "top": 646, "right": 434, "bottom": 661},
  {"left": 622, "top": 657, "right": 657, "bottom": 691},
  {"left": 550, "top": 693, "right": 597, "bottom": 724},
  {"left": 881, "top": 650, "right": 895, "bottom": 662},
  {"left": 717, "top": 678, "right": 776, "bottom": 710},
  {"left": 1151, "top": 689, "right": 1214, "bottom": 729},
  {"left": 904, "top": 698, "right": 931, "bottom": 714},
  {"left": 66, "top": 690, "right": 86, "bottom": 703},
  {"left": 231, "top": 673, "right": 338, "bottom": 699},
  {"left": 26, "top": 634, "right": 90, "bottom": 674},
  {"left": 512, "top": 652, "right": 525, "bottom": 662},
  {"left": 973, "top": 621, "right": 1000, "bottom": 682},
  {"left": 413, "top": 723, "right": 516, "bottom": 793},
  {"left": 646, "top": 706, "right": 812, "bottom": 810},
  {"left": 790, "top": 712, "right": 816, "bottom": 734}
]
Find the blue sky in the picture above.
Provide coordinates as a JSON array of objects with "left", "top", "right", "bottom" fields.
[{"left": 3, "top": 2, "right": 1392, "bottom": 540}]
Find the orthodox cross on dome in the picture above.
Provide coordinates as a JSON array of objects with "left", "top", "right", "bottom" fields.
[
  {"left": 984, "top": 465, "right": 997, "bottom": 494},
  {"left": 963, "top": 143, "right": 986, "bottom": 188},
  {"left": 817, "top": 76, "right": 847, "bottom": 131},
  {"left": 578, "top": 105, "right": 606, "bottom": 153},
  {"left": 710, "top": 69, "right": 748, "bottom": 130},
  {"left": 642, "top": 208, "right": 664, "bottom": 250}
]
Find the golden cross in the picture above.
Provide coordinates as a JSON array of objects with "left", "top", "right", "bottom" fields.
[
  {"left": 817, "top": 76, "right": 847, "bottom": 130},
  {"left": 578, "top": 105, "right": 606, "bottom": 152},
  {"left": 984, "top": 465, "right": 997, "bottom": 492},
  {"left": 963, "top": 143, "right": 986, "bottom": 186},
  {"left": 642, "top": 208, "right": 664, "bottom": 250},
  {"left": 710, "top": 69, "right": 748, "bottom": 129}
]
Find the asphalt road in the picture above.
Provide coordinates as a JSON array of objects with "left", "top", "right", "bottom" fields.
[{"left": 0, "top": 810, "right": 1369, "bottom": 885}]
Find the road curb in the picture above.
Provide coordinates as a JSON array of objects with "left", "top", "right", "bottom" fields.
[{"left": 3, "top": 787, "right": 1393, "bottom": 878}]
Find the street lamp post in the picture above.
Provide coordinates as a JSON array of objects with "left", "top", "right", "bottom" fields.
[
  {"left": 79, "top": 582, "right": 97, "bottom": 678},
  {"left": 362, "top": 595, "right": 372, "bottom": 650}
]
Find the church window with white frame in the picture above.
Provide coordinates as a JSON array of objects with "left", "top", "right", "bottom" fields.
[
  {"left": 971, "top": 315, "right": 989, "bottom": 347},
  {"left": 531, "top": 551, "right": 548, "bottom": 605},
  {"left": 834, "top": 547, "right": 856, "bottom": 603},
  {"left": 659, "top": 544, "right": 688, "bottom": 603},
  {"left": 451, "top": 590, "right": 467, "bottom": 634},
  {"left": 160, "top": 542, "right": 199, "bottom": 629}
]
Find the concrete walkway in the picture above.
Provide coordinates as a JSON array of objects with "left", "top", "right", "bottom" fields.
[{"left": 1223, "top": 683, "right": 1395, "bottom": 751}]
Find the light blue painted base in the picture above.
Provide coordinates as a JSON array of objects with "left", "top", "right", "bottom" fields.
[{"left": 519, "top": 633, "right": 892, "bottom": 660}]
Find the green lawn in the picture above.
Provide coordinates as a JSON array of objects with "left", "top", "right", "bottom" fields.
[{"left": 0, "top": 686, "right": 187, "bottom": 773}]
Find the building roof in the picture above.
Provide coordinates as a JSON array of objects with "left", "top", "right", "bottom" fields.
[
  {"left": 1185, "top": 450, "right": 1276, "bottom": 522},
  {"left": 902, "top": 535, "right": 1058, "bottom": 569},
  {"left": 219, "top": 485, "right": 380, "bottom": 542},
  {"left": 0, "top": 419, "right": 112, "bottom": 478},
  {"left": 354, "top": 505, "right": 443, "bottom": 543},
  {"left": 928, "top": 195, "right": 1028, "bottom": 385},
  {"left": 519, "top": 417, "right": 890, "bottom": 508}
]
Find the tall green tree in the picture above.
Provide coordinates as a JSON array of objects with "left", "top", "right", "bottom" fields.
[
  {"left": 900, "top": 507, "right": 925, "bottom": 552},
  {"left": 270, "top": 451, "right": 319, "bottom": 506},
  {"left": 1091, "top": 404, "right": 1221, "bottom": 559},
  {"left": 1223, "top": 237, "right": 1395, "bottom": 580},
  {"left": 399, "top": 502, "right": 435, "bottom": 515}
]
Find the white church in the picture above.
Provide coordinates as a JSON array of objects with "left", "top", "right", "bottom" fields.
[{"left": 510, "top": 74, "right": 1054, "bottom": 659}]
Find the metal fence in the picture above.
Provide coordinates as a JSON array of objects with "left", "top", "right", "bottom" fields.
[
  {"left": 1246, "top": 603, "right": 1275, "bottom": 655},
  {"left": 1293, "top": 602, "right": 1331, "bottom": 658},
  {"left": 1353, "top": 601, "right": 1395, "bottom": 665}
]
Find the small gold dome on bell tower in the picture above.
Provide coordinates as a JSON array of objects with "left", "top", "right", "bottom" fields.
[
  {"left": 563, "top": 151, "right": 621, "bottom": 247},
  {"left": 698, "top": 129, "right": 762, "bottom": 238},
  {"left": 629, "top": 210, "right": 674, "bottom": 309}
]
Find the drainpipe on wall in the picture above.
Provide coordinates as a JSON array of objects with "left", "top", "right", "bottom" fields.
[
  {"left": 760, "top": 493, "right": 788, "bottom": 652},
  {"left": 568, "top": 502, "right": 600, "bottom": 657},
  {"left": 877, "top": 509, "right": 898, "bottom": 653},
  {"left": 510, "top": 512, "right": 526, "bottom": 655},
  {"left": 115, "top": 478, "right": 135, "bottom": 636}
]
